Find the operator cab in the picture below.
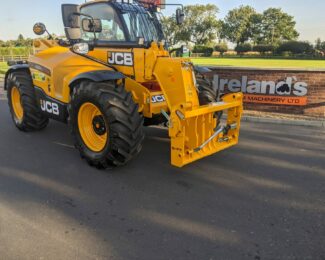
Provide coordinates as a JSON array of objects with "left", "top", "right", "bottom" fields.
[
  {"left": 79, "top": 1, "right": 164, "bottom": 46},
  {"left": 61, "top": 0, "right": 184, "bottom": 51}
]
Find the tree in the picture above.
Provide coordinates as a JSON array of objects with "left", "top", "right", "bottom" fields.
[
  {"left": 220, "top": 5, "right": 257, "bottom": 45},
  {"left": 315, "top": 38, "right": 325, "bottom": 52},
  {"left": 214, "top": 43, "right": 228, "bottom": 55},
  {"left": 160, "top": 16, "right": 180, "bottom": 47},
  {"left": 277, "top": 41, "right": 313, "bottom": 54},
  {"left": 259, "top": 8, "right": 299, "bottom": 45},
  {"left": 235, "top": 43, "right": 252, "bottom": 55},
  {"left": 24, "top": 38, "right": 33, "bottom": 47},
  {"left": 178, "top": 4, "right": 220, "bottom": 45},
  {"left": 16, "top": 34, "right": 25, "bottom": 47},
  {"left": 253, "top": 44, "right": 275, "bottom": 54},
  {"left": 249, "top": 13, "right": 264, "bottom": 44},
  {"left": 315, "top": 38, "right": 322, "bottom": 49}
]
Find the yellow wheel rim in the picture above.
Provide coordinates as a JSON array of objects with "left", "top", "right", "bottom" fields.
[
  {"left": 11, "top": 86, "right": 23, "bottom": 121},
  {"left": 78, "top": 102, "right": 108, "bottom": 152}
]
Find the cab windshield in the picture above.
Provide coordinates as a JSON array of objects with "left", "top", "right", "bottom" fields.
[
  {"left": 80, "top": 2, "right": 164, "bottom": 44},
  {"left": 80, "top": 3, "right": 126, "bottom": 42}
]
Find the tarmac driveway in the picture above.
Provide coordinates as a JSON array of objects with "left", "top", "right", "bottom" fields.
[{"left": 0, "top": 99, "right": 324, "bottom": 260}]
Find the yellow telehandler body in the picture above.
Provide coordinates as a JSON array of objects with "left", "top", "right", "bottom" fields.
[{"left": 5, "top": 0, "right": 243, "bottom": 168}]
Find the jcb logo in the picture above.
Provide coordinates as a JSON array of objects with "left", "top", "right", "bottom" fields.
[
  {"left": 40, "top": 100, "right": 59, "bottom": 116},
  {"left": 108, "top": 52, "right": 133, "bottom": 66},
  {"left": 151, "top": 95, "right": 166, "bottom": 103}
]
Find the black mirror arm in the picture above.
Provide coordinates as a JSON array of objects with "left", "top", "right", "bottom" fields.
[
  {"left": 71, "top": 12, "right": 92, "bottom": 20},
  {"left": 45, "top": 29, "right": 53, "bottom": 40}
]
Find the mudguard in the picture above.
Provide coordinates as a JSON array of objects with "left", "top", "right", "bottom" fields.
[
  {"left": 69, "top": 70, "right": 125, "bottom": 87},
  {"left": 4, "top": 64, "right": 30, "bottom": 90}
]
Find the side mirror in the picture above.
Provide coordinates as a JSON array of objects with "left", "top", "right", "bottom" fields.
[
  {"left": 33, "top": 23, "right": 47, "bottom": 36},
  {"left": 62, "top": 4, "right": 81, "bottom": 41},
  {"left": 176, "top": 8, "right": 185, "bottom": 25},
  {"left": 82, "top": 18, "right": 102, "bottom": 33},
  {"left": 62, "top": 4, "right": 80, "bottom": 28}
]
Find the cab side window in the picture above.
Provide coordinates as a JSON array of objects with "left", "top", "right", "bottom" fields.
[{"left": 81, "top": 3, "right": 125, "bottom": 42}]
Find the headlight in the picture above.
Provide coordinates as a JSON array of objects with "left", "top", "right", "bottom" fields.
[{"left": 73, "top": 43, "right": 89, "bottom": 55}]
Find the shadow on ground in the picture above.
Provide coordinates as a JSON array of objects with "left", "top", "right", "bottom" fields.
[{"left": 0, "top": 101, "right": 324, "bottom": 260}]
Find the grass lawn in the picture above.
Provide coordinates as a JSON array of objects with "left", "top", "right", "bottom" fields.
[
  {"left": 1, "top": 59, "right": 325, "bottom": 77},
  {"left": 0, "top": 62, "right": 8, "bottom": 75},
  {"left": 191, "top": 58, "right": 325, "bottom": 69}
]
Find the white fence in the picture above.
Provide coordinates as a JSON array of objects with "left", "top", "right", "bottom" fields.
[
  {"left": 190, "top": 53, "right": 206, "bottom": 58},
  {"left": 0, "top": 55, "right": 29, "bottom": 62}
]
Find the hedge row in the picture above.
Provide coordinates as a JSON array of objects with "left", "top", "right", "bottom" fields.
[
  {"left": 192, "top": 41, "right": 318, "bottom": 57},
  {"left": 235, "top": 41, "right": 314, "bottom": 55},
  {"left": 192, "top": 45, "right": 214, "bottom": 56},
  {"left": 0, "top": 47, "right": 32, "bottom": 56}
]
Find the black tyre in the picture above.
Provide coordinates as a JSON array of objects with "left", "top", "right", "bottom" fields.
[
  {"left": 196, "top": 75, "right": 218, "bottom": 105},
  {"left": 68, "top": 80, "right": 144, "bottom": 168},
  {"left": 7, "top": 70, "right": 49, "bottom": 131},
  {"left": 143, "top": 114, "right": 167, "bottom": 126},
  {"left": 196, "top": 73, "right": 223, "bottom": 124}
]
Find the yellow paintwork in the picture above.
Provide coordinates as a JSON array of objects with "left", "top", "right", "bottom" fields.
[
  {"left": 29, "top": 43, "right": 168, "bottom": 118},
  {"left": 168, "top": 93, "right": 243, "bottom": 167},
  {"left": 153, "top": 57, "right": 243, "bottom": 167},
  {"left": 11, "top": 86, "right": 23, "bottom": 121},
  {"left": 30, "top": 46, "right": 111, "bottom": 102},
  {"left": 78, "top": 102, "right": 108, "bottom": 152},
  {"left": 29, "top": 39, "right": 243, "bottom": 167}
]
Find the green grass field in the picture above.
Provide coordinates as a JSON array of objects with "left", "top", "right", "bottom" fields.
[
  {"left": 0, "top": 62, "right": 8, "bottom": 75},
  {"left": 191, "top": 58, "right": 325, "bottom": 69},
  {"left": 1, "top": 58, "right": 325, "bottom": 77}
]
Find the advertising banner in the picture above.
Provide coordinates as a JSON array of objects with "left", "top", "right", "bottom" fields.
[
  {"left": 207, "top": 67, "right": 325, "bottom": 117},
  {"left": 212, "top": 75, "right": 308, "bottom": 106}
]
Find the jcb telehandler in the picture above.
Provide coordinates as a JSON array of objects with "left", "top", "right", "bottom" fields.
[{"left": 5, "top": 0, "right": 243, "bottom": 168}]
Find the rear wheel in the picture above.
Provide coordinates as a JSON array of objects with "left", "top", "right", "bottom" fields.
[
  {"left": 7, "top": 71, "right": 49, "bottom": 131},
  {"left": 196, "top": 72, "right": 223, "bottom": 124},
  {"left": 196, "top": 75, "right": 218, "bottom": 105},
  {"left": 68, "top": 80, "right": 144, "bottom": 168}
]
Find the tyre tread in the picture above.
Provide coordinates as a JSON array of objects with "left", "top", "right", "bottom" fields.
[
  {"left": 7, "top": 70, "right": 49, "bottom": 131},
  {"left": 68, "top": 80, "right": 144, "bottom": 168}
]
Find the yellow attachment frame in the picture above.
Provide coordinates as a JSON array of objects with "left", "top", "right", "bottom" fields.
[
  {"left": 154, "top": 57, "right": 243, "bottom": 167},
  {"left": 168, "top": 93, "right": 243, "bottom": 167}
]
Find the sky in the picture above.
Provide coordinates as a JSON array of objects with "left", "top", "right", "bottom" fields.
[{"left": 0, "top": 0, "right": 324, "bottom": 43}]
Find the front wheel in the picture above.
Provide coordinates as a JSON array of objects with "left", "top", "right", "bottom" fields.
[
  {"left": 7, "top": 70, "right": 49, "bottom": 131},
  {"left": 68, "top": 81, "right": 144, "bottom": 169}
]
